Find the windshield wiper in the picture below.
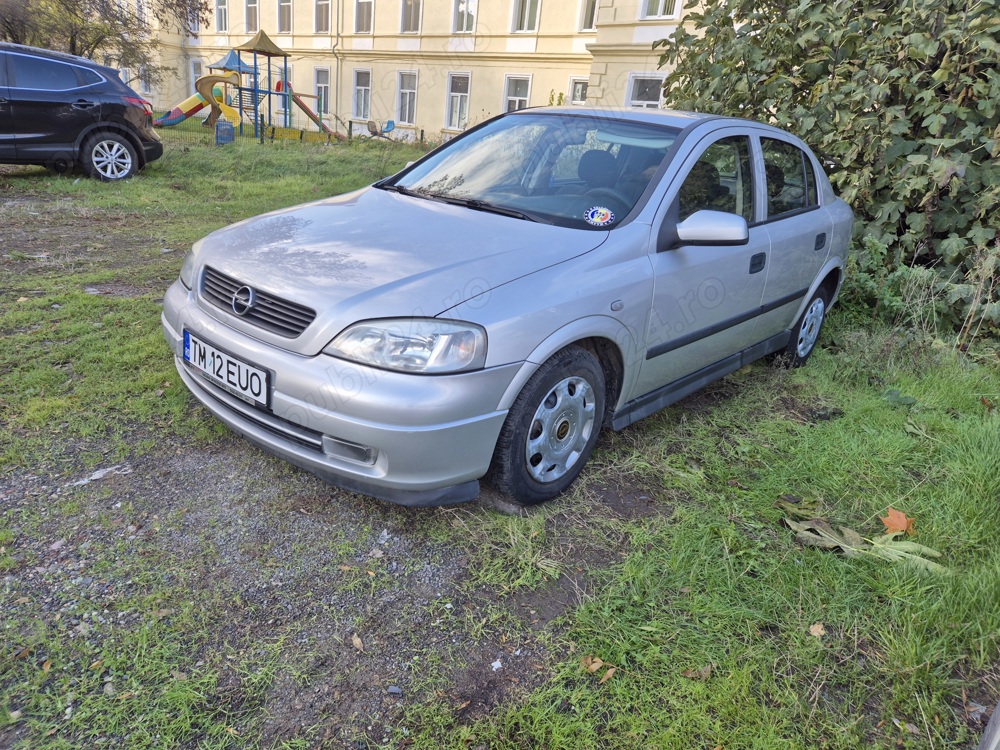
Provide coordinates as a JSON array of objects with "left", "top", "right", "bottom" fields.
[
  {"left": 428, "top": 194, "right": 547, "bottom": 223},
  {"left": 375, "top": 182, "right": 421, "bottom": 197}
]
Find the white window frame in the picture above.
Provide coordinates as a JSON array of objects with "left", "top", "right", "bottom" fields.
[
  {"left": 512, "top": 0, "right": 540, "bottom": 32},
  {"left": 215, "top": 0, "right": 228, "bottom": 32},
  {"left": 315, "top": 67, "right": 330, "bottom": 114},
  {"left": 642, "top": 0, "right": 678, "bottom": 19},
  {"left": 579, "top": 0, "right": 596, "bottom": 30},
  {"left": 569, "top": 77, "right": 588, "bottom": 105},
  {"left": 136, "top": 0, "right": 148, "bottom": 26},
  {"left": 454, "top": 0, "right": 477, "bottom": 33},
  {"left": 138, "top": 65, "right": 153, "bottom": 94},
  {"left": 503, "top": 74, "right": 531, "bottom": 112},
  {"left": 446, "top": 72, "right": 470, "bottom": 130},
  {"left": 277, "top": 0, "right": 292, "bottom": 33},
  {"left": 397, "top": 70, "right": 417, "bottom": 125},
  {"left": 354, "top": 68, "right": 372, "bottom": 119},
  {"left": 627, "top": 73, "right": 664, "bottom": 108},
  {"left": 191, "top": 59, "right": 204, "bottom": 85},
  {"left": 245, "top": 0, "right": 258, "bottom": 32},
  {"left": 355, "top": 0, "right": 373, "bottom": 32},
  {"left": 188, "top": 7, "right": 200, "bottom": 33},
  {"left": 315, "top": 0, "right": 331, "bottom": 32},
  {"left": 401, "top": 0, "right": 421, "bottom": 33}
]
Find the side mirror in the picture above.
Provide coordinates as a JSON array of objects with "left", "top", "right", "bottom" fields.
[{"left": 675, "top": 210, "right": 749, "bottom": 246}]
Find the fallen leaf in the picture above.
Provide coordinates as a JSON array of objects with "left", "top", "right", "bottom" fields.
[
  {"left": 456, "top": 700, "right": 471, "bottom": 711},
  {"left": 581, "top": 655, "right": 604, "bottom": 674},
  {"left": 337, "top": 564, "right": 352, "bottom": 572},
  {"left": 891, "top": 717, "right": 921, "bottom": 736},
  {"left": 880, "top": 507, "right": 916, "bottom": 536},
  {"left": 774, "top": 494, "right": 821, "bottom": 520},
  {"left": 981, "top": 396, "right": 995, "bottom": 413},
  {"left": 682, "top": 665, "right": 712, "bottom": 681},
  {"left": 17, "top": 297, "right": 29, "bottom": 303},
  {"left": 88, "top": 659, "right": 104, "bottom": 670},
  {"left": 226, "top": 727, "right": 240, "bottom": 736},
  {"left": 351, "top": 633, "right": 364, "bottom": 652},
  {"left": 809, "top": 622, "right": 826, "bottom": 639},
  {"left": 598, "top": 667, "right": 617, "bottom": 684},
  {"left": 42, "top": 659, "right": 52, "bottom": 673},
  {"left": 783, "top": 518, "right": 865, "bottom": 555},
  {"left": 171, "top": 670, "right": 188, "bottom": 681}
]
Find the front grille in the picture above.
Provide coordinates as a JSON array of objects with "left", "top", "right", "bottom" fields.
[{"left": 202, "top": 266, "right": 316, "bottom": 338}]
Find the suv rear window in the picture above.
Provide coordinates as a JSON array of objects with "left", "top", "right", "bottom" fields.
[{"left": 10, "top": 55, "right": 83, "bottom": 91}]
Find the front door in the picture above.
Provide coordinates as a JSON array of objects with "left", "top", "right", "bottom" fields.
[{"left": 0, "top": 53, "right": 14, "bottom": 159}]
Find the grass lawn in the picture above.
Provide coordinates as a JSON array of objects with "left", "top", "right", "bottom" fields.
[{"left": 1, "top": 131, "right": 997, "bottom": 749}]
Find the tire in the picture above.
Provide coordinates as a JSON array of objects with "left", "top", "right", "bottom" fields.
[
  {"left": 775, "top": 287, "right": 829, "bottom": 368},
  {"left": 82, "top": 132, "right": 138, "bottom": 181},
  {"left": 489, "top": 346, "right": 606, "bottom": 506}
]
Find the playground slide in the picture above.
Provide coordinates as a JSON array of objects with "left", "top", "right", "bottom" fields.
[
  {"left": 195, "top": 71, "right": 242, "bottom": 127},
  {"left": 290, "top": 93, "right": 335, "bottom": 135},
  {"left": 154, "top": 91, "right": 208, "bottom": 127}
]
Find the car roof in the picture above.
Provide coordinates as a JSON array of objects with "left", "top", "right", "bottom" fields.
[
  {"left": 511, "top": 106, "right": 718, "bottom": 131},
  {"left": 0, "top": 42, "right": 110, "bottom": 71}
]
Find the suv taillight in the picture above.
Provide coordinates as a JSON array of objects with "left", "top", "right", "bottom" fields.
[{"left": 123, "top": 96, "right": 153, "bottom": 116}]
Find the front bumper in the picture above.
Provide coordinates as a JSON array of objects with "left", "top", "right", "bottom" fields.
[{"left": 162, "top": 281, "right": 518, "bottom": 506}]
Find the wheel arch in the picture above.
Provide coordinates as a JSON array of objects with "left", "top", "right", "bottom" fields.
[{"left": 77, "top": 122, "right": 147, "bottom": 167}]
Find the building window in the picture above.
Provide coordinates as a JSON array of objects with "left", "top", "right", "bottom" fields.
[
  {"left": 513, "top": 0, "right": 539, "bottom": 31},
  {"left": 138, "top": 66, "right": 153, "bottom": 94},
  {"left": 505, "top": 76, "right": 530, "bottom": 111},
  {"left": 278, "top": 0, "right": 291, "bottom": 32},
  {"left": 356, "top": 0, "right": 373, "bottom": 32},
  {"left": 629, "top": 76, "right": 663, "bottom": 108},
  {"left": 570, "top": 78, "right": 588, "bottom": 104},
  {"left": 136, "top": 0, "right": 148, "bottom": 26},
  {"left": 191, "top": 59, "right": 204, "bottom": 83},
  {"left": 354, "top": 69, "right": 371, "bottom": 119},
  {"left": 454, "top": 0, "right": 476, "bottom": 32},
  {"left": 315, "top": 68, "right": 330, "bottom": 114},
  {"left": 401, "top": 0, "right": 420, "bottom": 32},
  {"left": 580, "top": 0, "right": 596, "bottom": 29},
  {"left": 447, "top": 74, "right": 470, "bottom": 129},
  {"left": 215, "top": 0, "right": 228, "bottom": 32},
  {"left": 245, "top": 0, "right": 258, "bottom": 32},
  {"left": 643, "top": 0, "right": 677, "bottom": 18},
  {"left": 397, "top": 71, "right": 416, "bottom": 124},
  {"left": 188, "top": 7, "right": 200, "bottom": 33},
  {"left": 315, "top": 0, "right": 330, "bottom": 32}
]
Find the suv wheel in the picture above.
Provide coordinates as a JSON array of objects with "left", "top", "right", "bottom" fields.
[{"left": 82, "top": 132, "right": 138, "bottom": 181}]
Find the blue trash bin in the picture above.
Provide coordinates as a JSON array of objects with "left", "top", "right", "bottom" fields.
[{"left": 215, "top": 120, "right": 235, "bottom": 146}]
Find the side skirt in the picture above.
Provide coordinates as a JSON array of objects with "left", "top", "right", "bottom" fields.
[{"left": 610, "top": 329, "right": 791, "bottom": 431}]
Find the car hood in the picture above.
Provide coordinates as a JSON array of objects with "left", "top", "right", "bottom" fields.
[{"left": 195, "top": 186, "right": 608, "bottom": 353}]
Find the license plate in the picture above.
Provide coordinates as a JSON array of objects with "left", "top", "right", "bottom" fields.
[{"left": 183, "top": 330, "right": 269, "bottom": 407}]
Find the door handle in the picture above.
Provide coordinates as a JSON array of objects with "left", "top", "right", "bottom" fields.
[
  {"left": 749, "top": 252, "right": 766, "bottom": 274},
  {"left": 814, "top": 233, "right": 826, "bottom": 251},
  {"left": 72, "top": 99, "right": 98, "bottom": 109}
]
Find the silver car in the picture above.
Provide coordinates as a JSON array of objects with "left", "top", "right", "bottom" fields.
[{"left": 162, "top": 107, "right": 852, "bottom": 507}]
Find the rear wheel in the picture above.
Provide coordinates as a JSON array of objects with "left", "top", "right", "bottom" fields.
[
  {"left": 774, "top": 287, "right": 829, "bottom": 368},
  {"left": 488, "top": 347, "right": 605, "bottom": 506},
  {"left": 82, "top": 132, "right": 138, "bottom": 181}
]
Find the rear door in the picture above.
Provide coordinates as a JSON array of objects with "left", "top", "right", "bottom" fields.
[
  {"left": 7, "top": 51, "right": 103, "bottom": 162},
  {"left": 753, "top": 135, "right": 834, "bottom": 340},
  {"left": 0, "top": 52, "right": 14, "bottom": 159}
]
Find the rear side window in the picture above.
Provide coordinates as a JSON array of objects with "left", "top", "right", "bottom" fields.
[
  {"left": 10, "top": 55, "right": 83, "bottom": 91},
  {"left": 762, "top": 138, "right": 819, "bottom": 218},
  {"left": 0, "top": 53, "right": 7, "bottom": 86}
]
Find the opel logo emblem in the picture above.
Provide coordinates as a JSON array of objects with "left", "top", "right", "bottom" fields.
[{"left": 232, "top": 285, "right": 257, "bottom": 316}]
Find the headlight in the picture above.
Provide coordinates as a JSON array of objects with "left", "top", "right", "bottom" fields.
[
  {"left": 324, "top": 319, "right": 487, "bottom": 374},
  {"left": 178, "top": 238, "right": 204, "bottom": 290}
]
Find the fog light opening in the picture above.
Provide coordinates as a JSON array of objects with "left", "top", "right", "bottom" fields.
[{"left": 322, "top": 435, "right": 378, "bottom": 465}]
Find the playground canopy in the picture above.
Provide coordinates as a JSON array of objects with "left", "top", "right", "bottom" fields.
[
  {"left": 207, "top": 49, "right": 257, "bottom": 74},
  {"left": 234, "top": 30, "right": 289, "bottom": 57}
]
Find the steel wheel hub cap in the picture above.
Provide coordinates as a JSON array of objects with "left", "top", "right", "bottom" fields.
[
  {"left": 525, "top": 375, "right": 596, "bottom": 483},
  {"left": 797, "top": 297, "right": 825, "bottom": 357}
]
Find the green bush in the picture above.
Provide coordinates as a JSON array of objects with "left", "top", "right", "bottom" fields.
[{"left": 656, "top": 0, "right": 1000, "bottom": 338}]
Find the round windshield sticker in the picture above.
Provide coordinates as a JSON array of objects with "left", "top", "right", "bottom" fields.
[{"left": 584, "top": 206, "right": 615, "bottom": 226}]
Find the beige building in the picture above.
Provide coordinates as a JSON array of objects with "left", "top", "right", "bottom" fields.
[{"left": 151, "top": 0, "right": 688, "bottom": 139}]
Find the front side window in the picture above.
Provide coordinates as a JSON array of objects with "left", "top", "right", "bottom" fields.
[
  {"left": 446, "top": 74, "right": 470, "bottom": 129},
  {"left": 356, "top": 0, "right": 373, "bottom": 32},
  {"left": 391, "top": 113, "right": 679, "bottom": 230},
  {"left": 315, "top": 68, "right": 330, "bottom": 113},
  {"left": 246, "top": 0, "right": 258, "bottom": 32},
  {"left": 316, "top": 0, "right": 331, "bottom": 32},
  {"left": 629, "top": 76, "right": 662, "bottom": 108},
  {"left": 580, "top": 0, "right": 597, "bottom": 30},
  {"left": 398, "top": 72, "right": 417, "bottom": 124},
  {"left": 677, "top": 136, "right": 754, "bottom": 222},
  {"left": 401, "top": 0, "right": 421, "bottom": 32},
  {"left": 278, "top": 0, "right": 291, "bottom": 32},
  {"left": 9, "top": 55, "right": 81, "bottom": 90},
  {"left": 216, "top": 0, "right": 228, "bottom": 32},
  {"left": 454, "top": 0, "right": 477, "bottom": 32},
  {"left": 505, "top": 76, "right": 530, "bottom": 112},
  {"left": 354, "top": 69, "right": 371, "bottom": 119},
  {"left": 513, "top": 0, "right": 539, "bottom": 31},
  {"left": 762, "top": 138, "right": 819, "bottom": 218},
  {"left": 643, "top": 0, "right": 677, "bottom": 17}
]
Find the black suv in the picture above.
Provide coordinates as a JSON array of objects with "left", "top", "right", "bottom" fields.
[{"left": 0, "top": 43, "right": 163, "bottom": 181}]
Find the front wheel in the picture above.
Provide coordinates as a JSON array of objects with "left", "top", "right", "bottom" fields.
[
  {"left": 82, "top": 132, "right": 138, "bottom": 181},
  {"left": 775, "top": 287, "right": 829, "bottom": 368},
  {"left": 488, "top": 347, "right": 605, "bottom": 506}
]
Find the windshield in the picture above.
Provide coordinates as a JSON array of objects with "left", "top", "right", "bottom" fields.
[{"left": 388, "top": 113, "right": 680, "bottom": 230}]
